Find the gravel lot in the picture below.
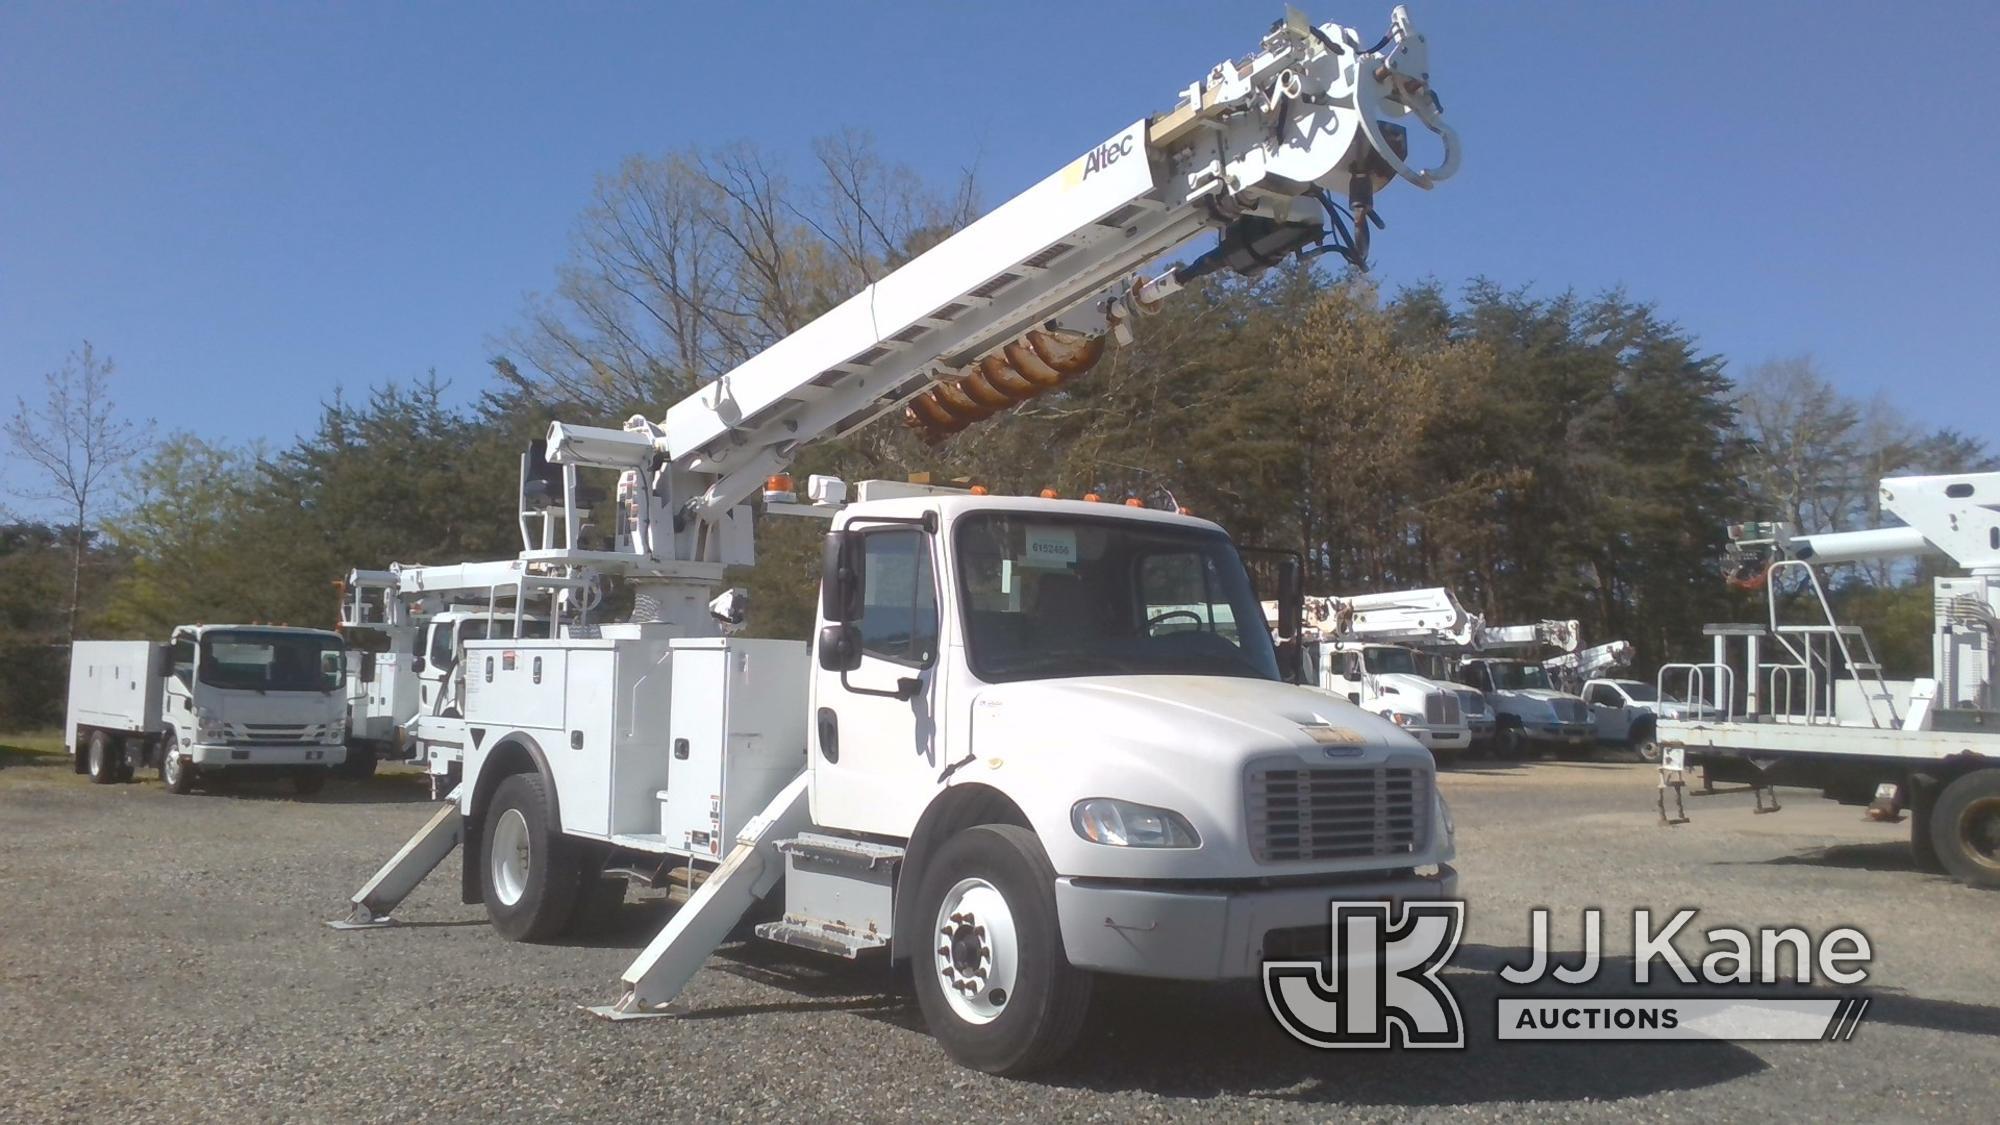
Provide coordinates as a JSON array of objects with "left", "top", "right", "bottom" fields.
[{"left": 3, "top": 745, "right": 1996, "bottom": 1123}]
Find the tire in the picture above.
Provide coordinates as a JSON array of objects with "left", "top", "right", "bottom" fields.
[
  {"left": 1496, "top": 724, "right": 1526, "bottom": 760},
  {"left": 911, "top": 825, "right": 1092, "bottom": 1076},
  {"left": 480, "top": 772, "right": 585, "bottom": 942},
  {"left": 1629, "top": 731, "right": 1661, "bottom": 764},
  {"left": 292, "top": 768, "right": 328, "bottom": 796},
  {"left": 1929, "top": 769, "right": 2000, "bottom": 889},
  {"left": 86, "top": 730, "right": 118, "bottom": 785},
  {"left": 160, "top": 744, "right": 195, "bottom": 795},
  {"left": 337, "top": 746, "right": 377, "bottom": 782}
]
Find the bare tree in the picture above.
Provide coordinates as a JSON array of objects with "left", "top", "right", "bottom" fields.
[
  {"left": 499, "top": 132, "right": 980, "bottom": 418},
  {"left": 5, "top": 342, "right": 151, "bottom": 640}
]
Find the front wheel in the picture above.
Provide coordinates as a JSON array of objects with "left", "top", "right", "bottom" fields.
[
  {"left": 1930, "top": 769, "right": 2000, "bottom": 889},
  {"left": 1629, "top": 731, "right": 1661, "bottom": 763},
  {"left": 1495, "top": 724, "right": 1526, "bottom": 759},
  {"left": 160, "top": 744, "right": 195, "bottom": 794},
  {"left": 912, "top": 825, "right": 1092, "bottom": 1076},
  {"left": 480, "top": 772, "right": 584, "bottom": 942}
]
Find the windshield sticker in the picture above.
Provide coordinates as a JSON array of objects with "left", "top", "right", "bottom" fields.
[{"left": 1022, "top": 525, "right": 1077, "bottom": 569}]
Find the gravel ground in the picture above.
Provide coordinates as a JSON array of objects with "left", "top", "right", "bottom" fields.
[{"left": 2, "top": 746, "right": 1996, "bottom": 1123}]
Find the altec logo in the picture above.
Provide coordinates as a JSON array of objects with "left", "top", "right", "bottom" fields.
[
  {"left": 1081, "top": 134, "right": 1136, "bottom": 180},
  {"left": 1263, "top": 901, "right": 1467, "bottom": 1049}
]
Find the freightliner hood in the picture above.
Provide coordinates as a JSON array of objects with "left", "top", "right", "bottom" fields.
[{"left": 962, "top": 675, "right": 1449, "bottom": 881}]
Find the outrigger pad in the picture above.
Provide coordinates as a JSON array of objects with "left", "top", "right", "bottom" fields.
[{"left": 579, "top": 998, "right": 688, "bottom": 1021}]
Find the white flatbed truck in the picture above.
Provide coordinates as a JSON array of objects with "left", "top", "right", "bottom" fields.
[
  {"left": 67, "top": 625, "right": 349, "bottom": 794},
  {"left": 336, "top": 6, "right": 1466, "bottom": 1073},
  {"left": 1659, "top": 472, "right": 2000, "bottom": 888}
]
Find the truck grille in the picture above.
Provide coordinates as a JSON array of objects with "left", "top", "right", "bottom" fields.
[
  {"left": 1424, "top": 693, "right": 1461, "bottom": 726},
  {"left": 1246, "top": 762, "right": 1428, "bottom": 863},
  {"left": 1550, "top": 699, "right": 1588, "bottom": 724},
  {"left": 229, "top": 723, "right": 323, "bottom": 745}
]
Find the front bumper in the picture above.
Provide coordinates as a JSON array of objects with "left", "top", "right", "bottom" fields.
[
  {"left": 1410, "top": 726, "right": 1470, "bottom": 752},
  {"left": 1053, "top": 865, "right": 1460, "bottom": 981},
  {"left": 185, "top": 742, "right": 346, "bottom": 768},
  {"left": 1524, "top": 722, "right": 1595, "bottom": 745}
]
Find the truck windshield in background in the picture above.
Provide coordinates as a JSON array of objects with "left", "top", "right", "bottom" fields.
[
  {"left": 198, "top": 631, "right": 344, "bottom": 693},
  {"left": 1490, "top": 661, "right": 1553, "bottom": 691},
  {"left": 954, "top": 513, "right": 1280, "bottom": 683},
  {"left": 1365, "top": 646, "right": 1419, "bottom": 676}
]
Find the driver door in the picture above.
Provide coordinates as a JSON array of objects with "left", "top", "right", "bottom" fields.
[{"left": 810, "top": 526, "right": 944, "bottom": 836}]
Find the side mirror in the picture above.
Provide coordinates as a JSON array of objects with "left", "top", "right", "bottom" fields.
[
  {"left": 1275, "top": 553, "right": 1303, "bottom": 642},
  {"left": 817, "top": 623, "right": 861, "bottom": 673},
  {"left": 1343, "top": 668, "right": 1363, "bottom": 682},
  {"left": 411, "top": 657, "right": 427, "bottom": 675},
  {"left": 820, "top": 530, "right": 863, "bottom": 623},
  {"left": 358, "top": 651, "right": 376, "bottom": 684},
  {"left": 156, "top": 644, "right": 174, "bottom": 670}
]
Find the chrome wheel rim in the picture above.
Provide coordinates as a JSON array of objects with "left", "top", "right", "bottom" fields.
[
  {"left": 491, "top": 808, "right": 531, "bottom": 906},
  {"left": 933, "top": 877, "right": 1019, "bottom": 1025},
  {"left": 164, "top": 753, "right": 182, "bottom": 787}
]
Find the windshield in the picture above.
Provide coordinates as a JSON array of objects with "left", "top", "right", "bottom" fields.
[
  {"left": 198, "top": 631, "right": 344, "bottom": 693},
  {"left": 1490, "top": 662, "right": 1552, "bottom": 691},
  {"left": 1363, "top": 646, "right": 1419, "bottom": 676},
  {"left": 955, "top": 512, "right": 1280, "bottom": 683}
]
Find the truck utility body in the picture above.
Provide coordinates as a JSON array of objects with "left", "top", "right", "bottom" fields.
[
  {"left": 1660, "top": 472, "right": 2000, "bottom": 888},
  {"left": 67, "top": 625, "right": 348, "bottom": 795},
  {"left": 338, "top": 6, "right": 1465, "bottom": 1074}
]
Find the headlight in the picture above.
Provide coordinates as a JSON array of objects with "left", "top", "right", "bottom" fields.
[
  {"left": 1383, "top": 710, "right": 1414, "bottom": 727},
  {"left": 196, "top": 710, "right": 227, "bottom": 740},
  {"left": 1071, "top": 798, "right": 1200, "bottom": 848}
]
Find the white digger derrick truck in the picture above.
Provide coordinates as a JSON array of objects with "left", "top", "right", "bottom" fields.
[
  {"left": 336, "top": 555, "right": 598, "bottom": 786},
  {"left": 1657, "top": 472, "right": 2000, "bottom": 889},
  {"left": 1287, "top": 588, "right": 1482, "bottom": 756},
  {"left": 334, "top": 7, "right": 1464, "bottom": 1074}
]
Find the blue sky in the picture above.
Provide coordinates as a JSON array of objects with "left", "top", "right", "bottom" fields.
[{"left": 3, "top": 1, "right": 1997, "bottom": 511}]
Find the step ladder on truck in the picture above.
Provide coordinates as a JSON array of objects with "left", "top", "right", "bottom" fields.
[
  {"left": 332, "top": 6, "right": 1466, "bottom": 1075},
  {"left": 1657, "top": 472, "right": 2000, "bottom": 887}
]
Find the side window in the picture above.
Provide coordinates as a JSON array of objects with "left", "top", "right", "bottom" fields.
[
  {"left": 857, "top": 530, "right": 938, "bottom": 665},
  {"left": 1338, "top": 652, "right": 1361, "bottom": 679},
  {"left": 1586, "top": 684, "right": 1613, "bottom": 707},
  {"left": 1137, "top": 551, "right": 1241, "bottom": 644},
  {"left": 171, "top": 638, "right": 195, "bottom": 687},
  {"left": 428, "top": 624, "right": 454, "bottom": 668}
]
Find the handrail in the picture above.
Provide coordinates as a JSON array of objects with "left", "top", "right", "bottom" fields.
[{"left": 1657, "top": 663, "right": 1735, "bottom": 722}]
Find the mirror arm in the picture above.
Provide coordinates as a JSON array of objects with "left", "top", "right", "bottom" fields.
[{"left": 839, "top": 669, "right": 922, "bottom": 701}]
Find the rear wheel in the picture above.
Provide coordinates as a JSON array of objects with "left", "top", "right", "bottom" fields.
[
  {"left": 1930, "top": 769, "right": 2000, "bottom": 889},
  {"left": 86, "top": 731, "right": 118, "bottom": 785},
  {"left": 1910, "top": 789, "right": 1943, "bottom": 874},
  {"left": 912, "top": 825, "right": 1092, "bottom": 1076},
  {"left": 480, "top": 772, "right": 584, "bottom": 942}
]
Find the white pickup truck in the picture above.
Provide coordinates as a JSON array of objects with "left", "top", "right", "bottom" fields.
[
  {"left": 67, "top": 625, "right": 349, "bottom": 794},
  {"left": 1580, "top": 677, "right": 1721, "bottom": 762}
]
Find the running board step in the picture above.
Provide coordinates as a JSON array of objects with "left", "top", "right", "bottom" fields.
[{"left": 754, "top": 919, "right": 890, "bottom": 959}]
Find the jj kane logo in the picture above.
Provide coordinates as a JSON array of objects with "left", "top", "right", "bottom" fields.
[
  {"left": 1263, "top": 905, "right": 1876, "bottom": 1047},
  {"left": 1263, "top": 901, "right": 1466, "bottom": 1049}
]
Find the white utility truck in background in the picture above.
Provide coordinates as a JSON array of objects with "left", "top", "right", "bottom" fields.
[
  {"left": 66, "top": 625, "right": 348, "bottom": 795},
  {"left": 1287, "top": 589, "right": 1482, "bottom": 758},
  {"left": 336, "top": 6, "right": 1464, "bottom": 1074},
  {"left": 337, "top": 558, "right": 596, "bottom": 786},
  {"left": 1455, "top": 654, "right": 1596, "bottom": 757},
  {"left": 1658, "top": 472, "right": 2000, "bottom": 888}
]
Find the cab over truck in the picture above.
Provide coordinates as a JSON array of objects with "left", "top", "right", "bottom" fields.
[
  {"left": 1455, "top": 656, "right": 1596, "bottom": 757},
  {"left": 67, "top": 625, "right": 348, "bottom": 794},
  {"left": 335, "top": 6, "right": 1466, "bottom": 1074}
]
